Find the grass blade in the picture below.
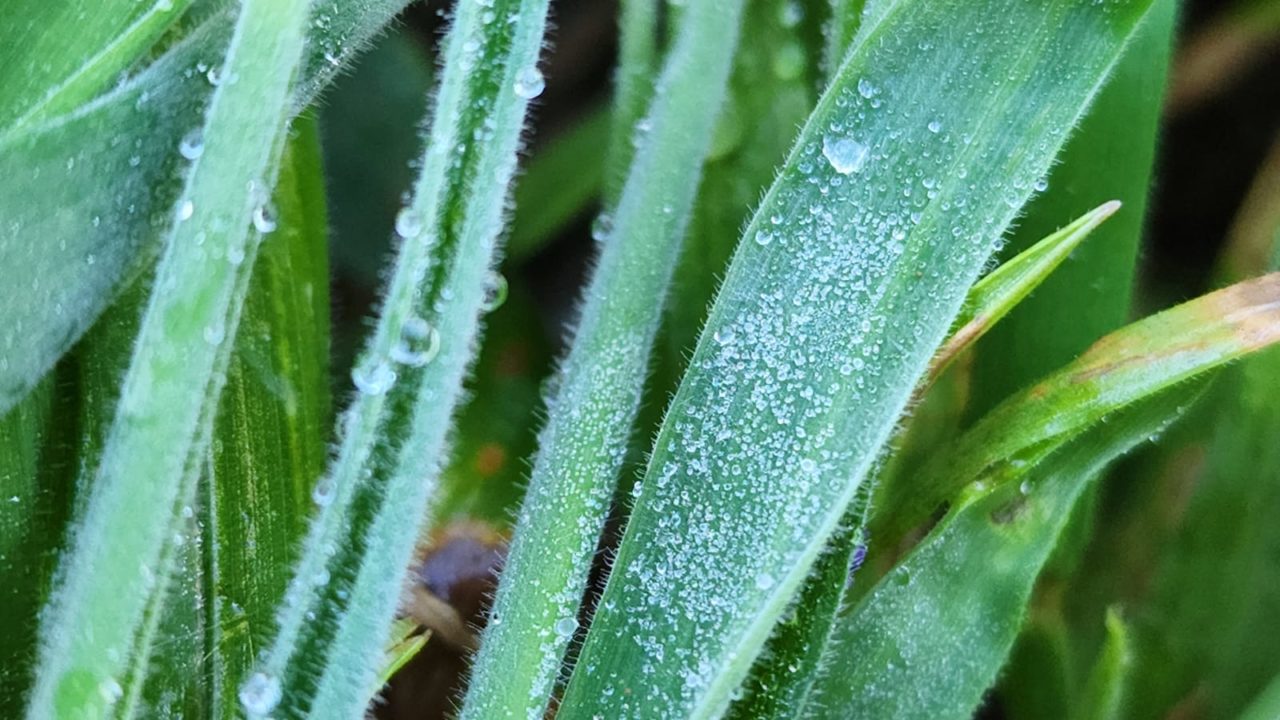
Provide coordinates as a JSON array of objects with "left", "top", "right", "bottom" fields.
[
  {"left": 807, "top": 392, "right": 1194, "bottom": 720},
  {"left": 0, "top": 0, "right": 409, "bottom": 415},
  {"left": 928, "top": 201, "right": 1121, "bottom": 383},
  {"left": 459, "top": 2, "right": 748, "bottom": 716},
  {"left": 604, "top": 0, "right": 660, "bottom": 203},
  {"left": 1240, "top": 674, "right": 1280, "bottom": 720},
  {"left": 202, "top": 115, "right": 331, "bottom": 718},
  {"left": 1072, "top": 610, "right": 1133, "bottom": 720},
  {"left": 251, "top": 0, "right": 552, "bottom": 715},
  {"left": 25, "top": 0, "right": 311, "bottom": 713},
  {"left": 881, "top": 272, "right": 1280, "bottom": 539},
  {"left": 556, "top": 2, "right": 1157, "bottom": 717}
]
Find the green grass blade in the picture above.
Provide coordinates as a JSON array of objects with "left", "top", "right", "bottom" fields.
[
  {"left": 968, "top": 0, "right": 1177, "bottom": 417},
  {"left": 24, "top": 0, "right": 311, "bottom": 714},
  {"left": 251, "top": 0, "right": 552, "bottom": 715},
  {"left": 604, "top": 0, "right": 659, "bottom": 203},
  {"left": 555, "top": 2, "right": 1156, "bottom": 717},
  {"left": 1240, "top": 674, "right": 1280, "bottom": 720},
  {"left": 807, "top": 392, "right": 1193, "bottom": 720},
  {"left": 929, "top": 202, "right": 1120, "bottom": 383},
  {"left": 459, "top": 2, "right": 747, "bottom": 716},
  {"left": 0, "top": 0, "right": 409, "bottom": 416},
  {"left": 881, "top": 273, "right": 1280, "bottom": 540},
  {"left": 822, "top": 0, "right": 866, "bottom": 77},
  {"left": 1071, "top": 610, "right": 1132, "bottom": 720},
  {"left": 202, "top": 115, "right": 331, "bottom": 718},
  {"left": 0, "top": 0, "right": 194, "bottom": 129}
]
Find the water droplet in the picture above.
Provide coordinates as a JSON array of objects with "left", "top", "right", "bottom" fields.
[
  {"left": 178, "top": 130, "right": 204, "bottom": 160},
  {"left": 395, "top": 208, "right": 424, "bottom": 238},
  {"left": 755, "top": 572, "right": 775, "bottom": 590},
  {"left": 779, "top": 1, "right": 803, "bottom": 27},
  {"left": 927, "top": 119, "right": 943, "bottom": 134},
  {"left": 203, "top": 322, "right": 226, "bottom": 345},
  {"left": 252, "top": 203, "right": 277, "bottom": 233},
  {"left": 857, "top": 77, "right": 876, "bottom": 99},
  {"left": 389, "top": 317, "right": 441, "bottom": 367},
  {"left": 554, "top": 616, "right": 579, "bottom": 637},
  {"left": 1019, "top": 480, "right": 1032, "bottom": 496},
  {"left": 205, "top": 66, "right": 223, "bottom": 86},
  {"left": 239, "top": 672, "right": 282, "bottom": 716},
  {"left": 713, "top": 326, "right": 736, "bottom": 345},
  {"left": 755, "top": 230, "right": 774, "bottom": 246},
  {"left": 312, "top": 477, "right": 335, "bottom": 506},
  {"left": 513, "top": 66, "right": 545, "bottom": 99},
  {"left": 98, "top": 677, "right": 123, "bottom": 703},
  {"left": 591, "top": 213, "right": 614, "bottom": 242},
  {"left": 482, "top": 271, "right": 508, "bottom": 311},
  {"left": 1033, "top": 177, "right": 1049, "bottom": 192},
  {"left": 176, "top": 199, "right": 194, "bottom": 222},
  {"left": 822, "top": 135, "right": 868, "bottom": 175},
  {"left": 352, "top": 360, "right": 396, "bottom": 395}
]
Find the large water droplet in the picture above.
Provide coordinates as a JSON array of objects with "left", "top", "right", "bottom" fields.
[
  {"left": 482, "top": 272, "right": 508, "bottom": 311},
  {"left": 352, "top": 360, "right": 396, "bottom": 395},
  {"left": 179, "top": 130, "right": 205, "bottom": 160},
  {"left": 395, "top": 208, "right": 424, "bottom": 239},
  {"left": 239, "top": 672, "right": 282, "bottom": 716},
  {"left": 389, "top": 316, "right": 441, "bottom": 367},
  {"left": 755, "top": 572, "right": 775, "bottom": 590},
  {"left": 252, "top": 203, "right": 278, "bottom": 234},
  {"left": 312, "top": 477, "right": 335, "bottom": 506},
  {"left": 513, "top": 66, "right": 545, "bottom": 99},
  {"left": 822, "top": 135, "right": 868, "bottom": 175},
  {"left": 554, "top": 616, "right": 579, "bottom": 637},
  {"left": 176, "top": 199, "right": 195, "bottom": 222}
]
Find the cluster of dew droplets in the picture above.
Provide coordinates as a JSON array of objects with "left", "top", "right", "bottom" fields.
[{"left": 239, "top": 671, "right": 283, "bottom": 717}]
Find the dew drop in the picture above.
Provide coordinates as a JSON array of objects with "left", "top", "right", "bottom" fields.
[
  {"left": 351, "top": 360, "right": 396, "bottom": 395},
  {"left": 754, "top": 572, "right": 775, "bottom": 590},
  {"left": 927, "top": 119, "right": 943, "bottom": 133},
  {"left": 713, "top": 326, "right": 736, "bottom": 345},
  {"left": 1033, "top": 177, "right": 1049, "bottom": 192},
  {"left": 389, "top": 316, "right": 441, "bottom": 367},
  {"left": 482, "top": 271, "right": 508, "bottom": 311},
  {"left": 178, "top": 130, "right": 205, "bottom": 160},
  {"left": 203, "top": 322, "right": 225, "bottom": 345},
  {"left": 205, "top": 66, "right": 222, "bottom": 86},
  {"left": 176, "top": 199, "right": 195, "bottom": 222},
  {"left": 395, "top": 208, "right": 424, "bottom": 239},
  {"left": 857, "top": 77, "right": 876, "bottom": 99},
  {"left": 822, "top": 135, "right": 868, "bottom": 175},
  {"left": 312, "top": 477, "right": 335, "bottom": 506},
  {"left": 590, "top": 213, "right": 614, "bottom": 242},
  {"left": 755, "top": 230, "right": 774, "bottom": 246},
  {"left": 252, "top": 203, "right": 278, "bottom": 233},
  {"left": 98, "top": 678, "right": 123, "bottom": 703},
  {"left": 239, "top": 672, "right": 282, "bottom": 716},
  {"left": 554, "top": 616, "right": 579, "bottom": 637},
  {"left": 513, "top": 66, "right": 545, "bottom": 99}
]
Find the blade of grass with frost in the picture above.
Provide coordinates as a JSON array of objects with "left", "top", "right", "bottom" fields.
[
  {"left": 556, "top": 2, "right": 1157, "bottom": 717},
  {"left": 250, "top": 0, "right": 551, "bottom": 715},
  {"left": 805, "top": 391, "right": 1195, "bottom": 720},
  {"left": 883, "top": 272, "right": 1280, "bottom": 540},
  {"left": 0, "top": 0, "right": 193, "bottom": 129},
  {"left": 969, "top": 0, "right": 1176, "bottom": 417},
  {"left": 25, "top": 0, "right": 310, "bottom": 714},
  {"left": 725, "top": 201, "right": 1117, "bottom": 720},
  {"left": 202, "top": 116, "right": 331, "bottom": 719},
  {"left": 508, "top": 107, "right": 611, "bottom": 261},
  {"left": 458, "top": 2, "right": 746, "bottom": 716},
  {"left": 603, "top": 0, "right": 658, "bottom": 202},
  {"left": 0, "top": 0, "right": 410, "bottom": 415}
]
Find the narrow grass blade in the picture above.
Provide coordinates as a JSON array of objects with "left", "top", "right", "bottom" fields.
[
  {"left": 508, "top": 107, "right": 611, "bottom": 262},
  {"left": 0, "top": 0, "right": 194, "bottom": 129},
  {"left": 1240, "top": 674, "right": 1280, "bottom": 720},
  {"left": 459, "top": 1, "right": 747, "bottom": 716},
  {"left": 1071, "top": 610, "right": 1133, "bottom": 720},
  {"left": 556, "top": 2, "right": 1157, "bottom": 717},
  {"left": 822, "top": 0, "right": 867, "bottom": 77},
  {"left": 969, "top": 0, "right": 1177, "bottom": 417},
  {"left": 252, "top": 0, "right": 552, "bottom": 715},
  {"left": 881, "top": 273, "right": 1280, "bottom": 539},
  {"left": 202, "top": 115, "right": 331, "bottom": 718},
  {"left": 807, "top": 392, "right": 1194, "bottom": 720},
  {"left": 604, "top": 0, "right": 659, "bottom": 203},
  {"left": 928, "top": 202, "right": 1121, "bottom": 383},
  {"left": 25, "top": 0, "right": 311, "bottom": 714},
  {"left": 0, "top": 0, "right": 410, "bottom": 415}
]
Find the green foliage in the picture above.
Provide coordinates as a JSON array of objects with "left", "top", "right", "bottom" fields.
[{"left": 2, "top": 1, "right": 1277, "bottom": 719}]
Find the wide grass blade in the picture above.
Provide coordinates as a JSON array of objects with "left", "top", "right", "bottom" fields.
[
  {"left": 0, "top": 0, "right": 410, "bottom": 415},
  {"left": 458, "top": 1, "right": 747, "bottom": 716},
  {"left": 556, "top": 2, "right": 1157, "bottom": 717},
  {"left": 251, "top": 0, "right": 552, "bottom": 715},
  {"left": 807, "top": 391, "right": 1194, "bottom": 720},
  {"left": 25, "top": 0, "right": 311, "bottom": 714},
  {"left": 200, "top": 115, "right": 331, "bottom": 718}
]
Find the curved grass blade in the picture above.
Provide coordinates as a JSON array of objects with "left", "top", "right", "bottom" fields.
[
  {"left": 25, "top": 0, "right": 311, "bottom": 713},
  {"left": 251, "top": 0, "right": 552, "bottom": 716},
  {"left": 0, "top": 0, "right": 410, "bottom": 416},
  {"left": 200, "top": 115, "right": 331, "bottom": 718},
  {"left": 556, "top": 2, "right": 1158, "bottom": 717},
  {"left": 882, "top": 272, "right": 1280, "bottom": 540},
  {"left": 928, "top": 201, "right": 1121, "bottom": 384},
  {"left": 968, "top": 0, "right": 1177, "bottom": 417},
  {"left": 458, "top": 1, "right": 747, "bottom": 716},
  {"left": 1072, "top": 610, "right": 1133, "bottom": 720},
  {"left": 806, "top": 391, "right": 1194, "bottom": 720},
  {"left": 0, "top": 0, "right": 194, "bottom": 129}
]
